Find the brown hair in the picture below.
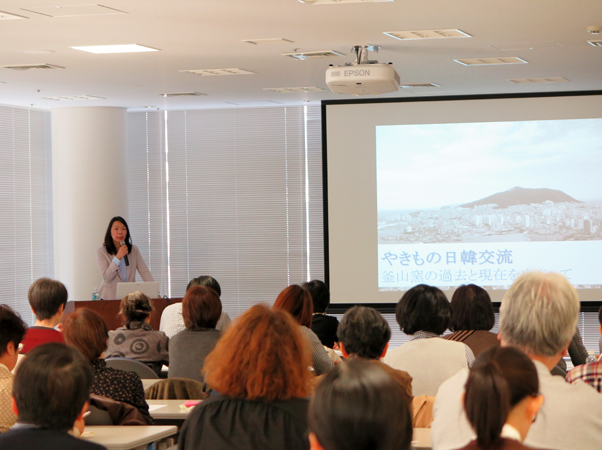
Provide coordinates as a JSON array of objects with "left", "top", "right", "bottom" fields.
[
  {"left": 63, "top": 308, "right": 109, "bottom": 362},
  {"left": 28, "top": 277, "right": 68, "bottom": 320},
  {"left": 203, "top": 304, "right": 312, "bottom": 401},
  {"left": 182, "top": 286, "right": 222, "bottom": 329},
  {"left": 464, "top": 346, "right": 539, "bottom": 450},
  {"left": 120, "top": 291, "right": 154, "bottom": 327},
  {"left": 273, "top": 285, "right": 313, "bottom": 328}
]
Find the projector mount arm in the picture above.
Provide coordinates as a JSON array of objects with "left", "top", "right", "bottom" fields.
[{"left": 350, "top": 45, "right": 381, "bottom": 65}]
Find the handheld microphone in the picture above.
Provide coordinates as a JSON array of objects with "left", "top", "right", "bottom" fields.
[{"left": 120, "top": 240, "right": 130, "bottom": 266}]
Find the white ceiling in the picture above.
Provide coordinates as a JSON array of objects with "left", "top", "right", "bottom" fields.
[{"left": 1, "top": 0, "right": 601, "bottom": 111}]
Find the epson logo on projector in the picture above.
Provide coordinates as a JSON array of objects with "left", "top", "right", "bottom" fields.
[{"left": 344, "top": 69, "right": 370, "bottom": 77}]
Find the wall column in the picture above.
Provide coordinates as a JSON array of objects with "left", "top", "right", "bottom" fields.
[{"left": 52, "top": 107, "right": 127, "bottom": 300}]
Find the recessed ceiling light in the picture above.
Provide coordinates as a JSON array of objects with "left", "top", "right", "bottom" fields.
[
  {"left": 242, "top": 38, "right": 294, "bottom": 45},
  {"left": 180, "top": 68, "right": 255, "bottom": 76},
  {"left": 384, "top": 29, "right": 471, "bottom": 41},
  {"left": 22, "top": 4, "right": 125, "bottom": 18},
  {"left": 71, "top": 44, "right": 159, "bottom": 54},
  {"left": 399, "top": 83, "right": 440, "bottom": 88},
  {"left": 282, "top": 50, "right": 344, "bottom": 60},
  {"left": 1, "top": 63, "right": 64, "bottom": 70},
  {"left": 42, "top": 95, "right": 105, "bottom": 101},
  {"left": 298, "top": 0, "right": 392, "bottom": 4},
  {"left": 263, "top": 86, "right": 326, "bottom": 93},
  {"left": 455, "top": 57, "right": 527, "bottom": 66},
  {"left": 507, "top": 77, "right": 568, "bottom": 84},
  {"left": 159, "top": 92, "right": 206, "bottom": 97},
  {"left": 0, "top": 10, "right": 27, "bottom": 20},
  {"left": 588, "top": 40, "right": 602, "bottom": 47}
]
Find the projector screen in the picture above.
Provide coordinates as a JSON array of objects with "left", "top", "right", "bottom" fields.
[{"left": 323, "top": 92, "right": 602, "bottom": 304}]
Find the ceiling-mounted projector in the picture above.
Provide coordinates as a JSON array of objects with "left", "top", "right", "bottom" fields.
[{"left": 326, "top": 45, "right": 400, "bottom": 95}]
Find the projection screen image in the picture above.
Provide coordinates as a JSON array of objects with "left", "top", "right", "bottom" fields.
[{"left": 376, "top": 118, "right": 602, "bottom": 291}]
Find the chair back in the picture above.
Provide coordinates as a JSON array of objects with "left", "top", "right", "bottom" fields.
[
  {"left": 145, "top": 377, "right": 210, "bottom": 400},
  {"left": 412, "top": 395, "right": 435, "bottom": 428},
  {"left": 85, "top": 405, "right": 113, "bottom": 425},
  {"left": 105, "top": 357, "right": 159, "bottom": 379}
]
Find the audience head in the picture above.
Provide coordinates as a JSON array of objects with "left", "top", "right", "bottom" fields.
[
  {"left": 182, "top": 286, "right": 222, "bottom": 329},
  {"left": 273, "top": 285, "right": 313, "bottom": 328},
  {"left": 120, "top": 291, "right": 154, "bottom": 327},
  {"left": 450, "top": 284, "right": 495, "bottom": 332},
  {"left": 308, "top": 359, "right": 413, "bottom": 450},
  {"left": 12, "top": 342, "right": 93, "bottom": 431},
  {"left": 337, "top": 306, "right": 390, "bottom": 360},
  {"left": 62, "top": 308, "right": 108, "bottom": 363},
  {"left": 103, "top": 216, "right": 132, "bottom": 255},
  {"left": 28, "top": 277, "right": 68, "bottom": 321},
  {"left": 186, "top": 275, "right": 221, "bottom": 297},
  {"left": 203, "top": 304, "right": 312, "bottom": 401},
  {"left": 301, "top": 280, "right": 330, "bottom": 314},
  {"left": 499, "top": 271, "right": 579, "bottom": 357},
  {"left": 0, "top": 305, "right": 27, "bottom": 370},
  {"left": 464, "top": 346, "right": 542, "bottom": 449},
  {"left": 395, "top": 284, "right": 450, "bottom": 336}
]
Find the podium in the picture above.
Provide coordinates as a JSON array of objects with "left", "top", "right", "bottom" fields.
[{"left": 63, "top": 298, "right": 183, "bottom": 331}]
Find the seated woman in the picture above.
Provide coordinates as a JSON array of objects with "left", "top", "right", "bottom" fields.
[
  {"left": 178, "top": 304, "right": 313, "bottom": 450},
  {"left": 308, "top": 359, "right": 413, "bottom": 450},
  {"left": 443, "top": 284, "right": 500, "bottom": 357},
  {"left": 62, "top": 307, "right": 153, "bottom": 424},
  {"left": 168, "top": 286, "right": 222, "bottom": 383},
  {"left": 458, "top": 346, "right": 544, "bottom": 450},
  {"left": 383, "top": 284, "right": 474, "bottom": 396},
  {"left": 273, "top": 285, "right": 334, "bottom": 375},
  {"left": 105, "top": 291, "right": 169, "bottom": 375}
]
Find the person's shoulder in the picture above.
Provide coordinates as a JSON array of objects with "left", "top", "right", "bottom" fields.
[
  {"left": 162, "top": 302, "right": 182, "bottom": 314},
  {"left": 0, "top": 428, "right": 104, "bottom": 450}
]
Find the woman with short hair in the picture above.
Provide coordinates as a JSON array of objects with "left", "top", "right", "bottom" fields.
[
  {"left": 168, "top": 286, "right": 222, "bottom": 383},
  {"left": 62, "top": 308, "right": 152, "bottom": 423},
  {"left": 178, "top": 304, "right": 313, "bottom": 450}
]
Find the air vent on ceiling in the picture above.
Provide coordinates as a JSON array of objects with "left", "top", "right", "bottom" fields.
[
  {"left": 399, "top": 83, "right": 440, "bottom": 89},
  {"left": 282, "top": 50, "right": 344, "bottom": 60},
  {"left": 180, "top": 68, "right": 255, "bottom": 76},
  {"left": 298, "top": 0, "right": 392, "bottom": 4},
  {"left": 588, "top": 40, "right": 602, "bottom": 47},
  {"left": 42, "top": 95, "right": 105, "bottom": 101},
  {"left": 384, "top": 29, "right": 471, "bottom": 41},
  {"left": 455, "top": 57, "right": 527, "bottom": 66},
  {"left": 1, "top": 63, "right": 64, "bottom": 70},
  {"left": 159, "top": 92, "right": 207, "bottom": 97},
  {"left": 242, "top": 38, "right": 293, "bottom": 45},
  {"left": 263, "top": 86, "right": 326, "bottom": 93},
  {"left": 0, "top": 10, "right": 27, "bottom": 20},
  {"left": 507, "top": 77, "right": 568, "bottom": 84}
]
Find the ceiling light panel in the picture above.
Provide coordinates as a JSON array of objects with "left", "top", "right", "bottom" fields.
[
  {"left": 263, "top": 86, "right": 326, "bottom": 93},
  {"left": 180, "top": 68, "right": 255, "bottom": 76},
  {"left": 72, "top": 44, "right": 159, "bottom": 54},
  {"left": 588, "top": 40, "right": 602, "bottom": 47},
  {"left": 507, "top": 77, "right": 568, "bottom": 84},
  {"left": 159, "top": 92, "right": 206, "bottom": 97},
  {"left": 399, "top": 83, "right": 440, "bottom": 88},
  {"left": 455, "top": 57, "right": 527, "bottom": 66},
  {"left": 1, "top": 63, "right": 64, "bottom": 70},
  {"left": 21, "top": 4, "right": 126, "bottom": 17},
  {"left": 242, "top": 38, "right": 293, "bottom": 45},
  {"left": 282, "top": 50, "right": 344, "bottom": 60},
  {"left": 0, "top": 10, "right": 27, "bottom": 20},
  {"left": 384, "top": 29, "right": 471, "bottom": 41},
  {"left": 42, "top": 95, "right": 105, "bottom": 101},
  {"left": 298, "top": 0, "right": 393, "bottom": 4}
]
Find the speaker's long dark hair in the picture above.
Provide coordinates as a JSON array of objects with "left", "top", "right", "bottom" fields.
[
  {"left": 464, "top": 346, "right": 539, "bottom": 450},
  {"left": 103, "top": 216, "right": 132, "bottom": 256}
]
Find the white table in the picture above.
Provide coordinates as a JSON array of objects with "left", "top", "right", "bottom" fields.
[
  {"left": 146, "top": 399, "right": 202, "bottom": 420},
  {"left": 82, "top": 425, "right": 177, "bottom": 450},
  {"left": 412, "top": 428, "right": 431, "bottom": 449}
]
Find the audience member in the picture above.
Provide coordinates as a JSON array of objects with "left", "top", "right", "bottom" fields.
[
  {"left": 105, "top": 291, "right": 169, "bottom": 374},
  {"left": 62, "top": 307, "right": 152, "bottom": 423},
  {"left": 566, "top": 305, "right": 602, "bottom": 392},
  {"left": 0, "top": 305, "right": 27, "bottom": 433},
  {"left": 178, "top": 304, "right": 312, "bottom": 450},
  {"left": 554, "top": 327, "right": 588, "bottom": 376},
  {"left": 458, "top": 347, "right": 543, "bottom": 450},
  {"left": 431, "top": 271, "right": 602, "bottom": 450},
  {"left": 308, "top": 359, "right": 413, "bottom": 450},
  {"left": 273, "top": 285, "right": 334, "bottom": 375},
  {"left": 383, "top": 284, "right": 474, "bottom": 396},
  {"left": 160, "top": 276, "right": 231, "bottom": 338},
  {"left": 301, "top": 280, "right": 339, "bottom": 348},
  {"left": 0, "top": 343, "right": 104, "bottom": 450},
  {"left": 20, "top": 278, "right": 67, "bottom": 353},
  {"left": 443, "top": 284, "right": 500, "bottom": 357},
  {"left": 336, "top": 306, "right": 412, "bottom": 403},
  {"left": 169, "top": 286, "right": 222, "bottom": 383}
]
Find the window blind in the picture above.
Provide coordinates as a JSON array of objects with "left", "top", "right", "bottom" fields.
[{"left": 0, "top": 105, "right": 53, "bottom": 324}]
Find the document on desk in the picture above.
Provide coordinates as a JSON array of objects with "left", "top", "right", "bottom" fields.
[{"left": 148, "top": 404, "right": 167, "bottom": 412}]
